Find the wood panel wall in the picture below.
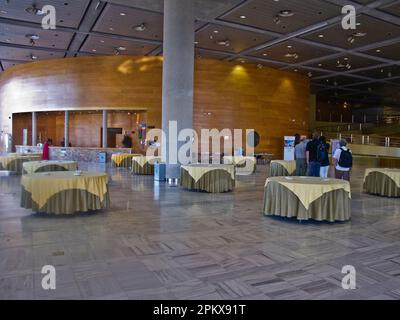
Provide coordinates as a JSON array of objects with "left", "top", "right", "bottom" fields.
[{"left": 0, "top": 55, "right": 310, "bottom": 158}]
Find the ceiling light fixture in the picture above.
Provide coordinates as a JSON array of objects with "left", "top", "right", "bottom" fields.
[
  {"left": 134, "top": 23, "right": 146, "bottom": 32},
  {"left": 278, "top": 10, "right": 294, "bottom": 17},
  {"left": 120, "top": 12, "right": 126, "bottom": 16},
  {"left": 240, "top": 15, "right": 246, "bottom": 19},
  {"left": 284, "top": 52, "right": 299, "bottom": 59},
  {"left": 318, "top": 34, "right": 324, "bottom": 38},
  {"left": 273, "top": 15, "right": 281, "bottom": 25},
  {"left": 25, "top": 34, "right": 40, "bottom": 45},
  {"left": 30, "top": 54, "right": 38, "bottom": 60},
  {"left": 25, "top": 5, "right": 45, "bottom": 15},
  {"left": 216, "top": 39, "right": 230, "bottom": 47}
]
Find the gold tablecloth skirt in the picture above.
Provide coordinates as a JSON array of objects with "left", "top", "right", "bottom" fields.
[
  {"left": 364, "top": 172, "right": 400, "bottom": 197},
  {"left": 263, "top": 181, "right": 351, "bottom": 222},
  {"left": 132, "top": 162, "right": 154, "bottom": 175},
  {"left": 181, "top": 168, "right": 235, "bottom": 193},
  {"left": 269, "top": 161, "right": 295, "bottom": 177},
  {"left": 21, "top": 187, "right": 110, "bottom": 215},
  {"left": 0, "top": 155, "right": 42, "bottom": 173},
  {"left": 112, "top": 154, "right": 141, "bottom": 168}
]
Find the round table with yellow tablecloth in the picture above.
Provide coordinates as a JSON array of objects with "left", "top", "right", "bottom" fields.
[
  {"left": 269, "top": 160, "right": 296, "bottom": 177},
  {"left": 180, "top": 164, "right": 235, "bottom": 193},
  {"left": 21, "top": 171, "right": 110, "bottom": 215},
  {"left": 22, "top": 160, "right": 78, "bottom": 175},
  {"left": 364, "top": 168, "right": 400, "bottom": 197},
  {"left": 111, "top": 153, "right": 142, "bottom": 168},
  {"left": 0, "top": 153, "right": 42, "bottom": 173},
  {"left": 263, "top": 176, "right": 351, "bottom": 222},
  {"left": 223, "top": 156, "right": 256, "bottom": 174},
  {"left": 132, "top": 156, "right": 161, "bottom": 175}
]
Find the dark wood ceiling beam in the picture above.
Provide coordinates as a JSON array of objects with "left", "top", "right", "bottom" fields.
[{"left": 65, "top": 0, "right": 107, "bottom": 57}]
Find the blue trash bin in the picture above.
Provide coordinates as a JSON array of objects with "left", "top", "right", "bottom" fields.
[
  {"left": 98, "top": 152, "right": 106, "bottom": 163},
  {"left": 154, "top": 162, "right": 166, "bottom": 181}
]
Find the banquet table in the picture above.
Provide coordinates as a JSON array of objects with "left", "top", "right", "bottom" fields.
[
  {"left": 22, "top": 160, "right": 78, "bottom": 174},
  {"left": 111, "top": 153, "right": 142, "bottom": 168},
  {"left": 21, "top": 171, "right": 110, "bottom": 215},
  {"left": 269, "top": 160, "right": 296, "bottom": 177},
  {"left": 364, "top": 168, "right": 400, "bottom": 197},
  {"left": 223, "top": 156, "right": 256, "bottom": 174},
  {"left": 132, "top": 156, "right": 161, "bottom": 175},
  {"left": 263, "top": 176, "right": 351, "bottom": 222},
  {"left": 181, "top": 164, "right": 235, "bottom": 193},
  {"left": 0, "top": 154, "right": 42, "bottom": 173}
]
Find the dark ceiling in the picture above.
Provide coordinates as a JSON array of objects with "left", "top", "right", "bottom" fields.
[{"left": 0, "top": 0, "right": 399, "bottom": 105}]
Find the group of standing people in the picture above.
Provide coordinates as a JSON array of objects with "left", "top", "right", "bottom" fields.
[{"left": 294, "top": 132, "right": 352, "bottom": 181}]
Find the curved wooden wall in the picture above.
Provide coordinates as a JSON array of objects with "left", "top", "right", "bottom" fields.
[{"left": 0, "top": 55, "right": 310, "bottom": 157}]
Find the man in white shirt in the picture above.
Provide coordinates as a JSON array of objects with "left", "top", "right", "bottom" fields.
[{"left": 332, "top": 139, "right": 352, "bottom": 181}]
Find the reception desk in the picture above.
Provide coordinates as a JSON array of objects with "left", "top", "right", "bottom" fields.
[{"left": 16, "top": 146, "right": 135, "bottom": 162}]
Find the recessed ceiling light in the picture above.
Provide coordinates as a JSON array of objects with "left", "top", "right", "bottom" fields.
[
  {"left": 344, "top": 57, "right": 349, "bottom": 61},
  {"left": 92, "top": 49, "right": 97, "bottom": 52},
  {"left": 262, "top": 53, "right": 268, "bottom": 56},
  {"left": 375, "top": 49, "right": 381, "bottom": 53},
  {"left": 100, "top": 40, "right": 105, "bottom": 43},
  {"left": 318, "top": 63, "right": 323, "bottom": 67},
  {"left": 194, "top": 41, "right": 199, "bottom": 45},
  {"left": 239, "top": 15, "right": 246, "bottom": 19},
  {"left": 213, "top": 30, "right": 219, "bottom": 33},
  {"left": 318, "top": 34, "right": 324, "bottom": 38},
  {"left": 278, "top": 10, "right": 294, "bottom": 17},
  {"left": 134, "top": 23, "right": 146, "bottom": 32},
  {"left": 287, "top": 45, "right": 292, "bottom": 49},
  {"left": 109, "top": 27, "right": 114, "bottom": 31},
  {"left": 294, "top": 69, "right": 298, "bottom": 72},
  {"left": 120, "top": 12, "right": 126, "bottom": 16}
]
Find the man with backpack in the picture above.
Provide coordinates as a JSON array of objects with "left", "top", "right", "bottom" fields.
[
  {"left": 332, "top": 139, "right": 353, "bottom": 181},
  {"left": 306, "top": 132, "right": 321, "bottom": 177}
]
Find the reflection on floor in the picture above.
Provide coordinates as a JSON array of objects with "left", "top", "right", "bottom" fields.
[{"left": 0, "top": 163, "right": 400, "bottom": 300}]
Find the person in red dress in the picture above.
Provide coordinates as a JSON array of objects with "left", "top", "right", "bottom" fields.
[{"left": 42, "top": 139, "right": 52, "bottom": 160}]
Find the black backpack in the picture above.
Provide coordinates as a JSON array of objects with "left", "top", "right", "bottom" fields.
[
  {"left": 338, "top": 147, "right": 352, "bottom": 168},
  {"left": 316, "top": 142, "right": 327, "bottom": 163}
]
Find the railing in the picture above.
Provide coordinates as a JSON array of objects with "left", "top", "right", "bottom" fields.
[{"left": 321, "top": 131, "right": 400, "bottom": 148}]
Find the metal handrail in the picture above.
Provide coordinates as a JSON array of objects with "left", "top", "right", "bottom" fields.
[{"left": 321, "top": 131, "right": 400, "bottom": 148}]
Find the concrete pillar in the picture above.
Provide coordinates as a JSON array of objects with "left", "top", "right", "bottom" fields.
[
  {"left": 162, "top": 0, "right": 195, "bottom": 180},
  {"left": 102, "top": 110, "right": 108, "bottom": 148},
  {"left": 32, "top": 112, "right": 37, "bottom": 146},
  {"left": 64, "top": 111, "right": 69, "bottom": 147}
]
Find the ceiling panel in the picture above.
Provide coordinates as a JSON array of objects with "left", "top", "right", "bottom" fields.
[
  {"left": 361, "top": 41, "right": 400, "bottom": 60},
  {"left": 0, "top": 46, "right": 64, "bottom": 61},
  {"left": 80, "top": 35, "right": 158, "bottom": 56},
  {"left": 284, "top": 66, "right": 330, "bottom": 78},
  {"left": 345, "top": 83, "right": 400, "bottom": 97},
  {"left": 0, "top": 0, "right": 91, "bottom": 28},
  {"left": 92, "top": 4, "right": 163, "bottom": 41},
  {"left": 195, "top": 48, "right": 230, "bottom": 60},
  {"left": 305, "top": 54, "right": 381, "bottom": 72},
  {"left": 250, "top": 39, "right": 338, "bottom": 63},
  {"left": 219, "top": 0, "right": 342, "bottom": 34},
  {"left": 313, "top": 75, "right": 365, "bottom": 87},
  {"left": 352, "top": 65, "right": 400, "bottom": 79},
  {"left": 195, "top": 23, "right": 275, "bottom": 53},
  {"left": 0, "top": 22, "right": 74, "bottom": 50},
  {"left": 379, "top": 2, "right": 400, "bottom": 17},
  {"left": 301, "top": 14, "right": 400, "bottom": 49},
  {"left": 1, "top": 60, "right": 26, "bottom": 70}
]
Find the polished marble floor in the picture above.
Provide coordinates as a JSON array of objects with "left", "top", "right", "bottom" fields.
[{"left": 0, "top": 163, "right": 400, "bottom": 300}]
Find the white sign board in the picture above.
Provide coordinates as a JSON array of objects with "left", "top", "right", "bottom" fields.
[{"left": 284, "top": 136, "right": 295, "bottom": 161}]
